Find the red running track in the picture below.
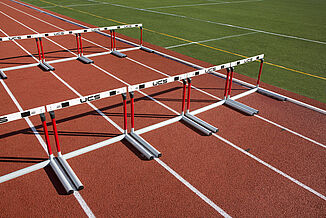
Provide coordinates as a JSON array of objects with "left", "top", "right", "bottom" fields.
[{"left": 0, "top": 0, "right": 325, "bottom": 217}]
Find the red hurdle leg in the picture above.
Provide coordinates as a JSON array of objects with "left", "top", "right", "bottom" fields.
[
  {"left": 79, "top": 34, "right": 84, "bottom": 55},
  {"left": 39, "top": 38, "right": 45, "bottom": 62},
  {"left": 227, "top": 67, "right": 234, "bottom": 98},
  {"left": 129, "top": 92, "right": 135, "bottom": 132},
  {"left": 75, "top": 34, "right": 80, "bottom": 56},
  {"left": 140, "top": 27, "right": 143, "bottom": 46},
  {"left": 181, "top": 79, "right": 187, "bottom": 115},
  {"left": 40, "top": 113, "right": 53, "bottom": 158},
  {"left": 35, "top": 38, "right": 42, "bottom": 61},
  {"left": 113, "top": 30, "right": 116, "bottom": 50},
  {"left": 49, "top": 111, "right": 62, "bottom": 156},
  {"left": 122, "top": 93, "right": 127, "bottom": 134},
  {"left": 110, "top": 30, "right": 113, "bottom": 50},
  {"left": 256, "top": 59, "right": 264, "bottom": 87},
  {"left": 186, "top": 78, "right": 192, "bottom": 113},
  {"left": 224, "top": 68, "right": 230, "bottom": 99}
]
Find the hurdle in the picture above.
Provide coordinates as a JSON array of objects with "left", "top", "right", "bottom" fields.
[
  {"left": 0, "top": 106, "right": 76, "bottom": 194},
  {"left": 0, "top": 24, "right": 142, "bottom": 73}
]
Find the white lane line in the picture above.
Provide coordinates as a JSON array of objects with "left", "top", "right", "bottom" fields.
[
  {"left": 165, "top": 32, "right": 256, "bottom": 49},
  {"left": 255, "top": 115, "right": 326, "bottom": 149},
  {"left": 146, "top": 0, "right": 263, "bottom": 9},
  {"left": 1, "top": 7, "right": 229, "bottom": 217},
  {"left": 74, "top": 192, "right": 96, "bottom": 218},
  {"left": 155, "top": 158, "right": 231, "bottom": 217},
  {"left": 5, "top": 1, "right": 326, "bottom": 206},
  {"left": 0, "top": 13, "right": 95, "bottom": 218},
  {"left": 212, "top": 133, "right": 326, "bottom": 200},
  {"left": 98, "top": 1, "right": 326, "bottom": 45}
]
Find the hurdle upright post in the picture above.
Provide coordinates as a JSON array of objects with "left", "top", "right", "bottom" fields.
[
  {"left": 186, "top": 78, "right": 192, "bottom": 113},
  {"left": 39, "top": 38, "right": 45, "bottom": 62},
  {"left": 224, "top": 68, "right": 230, "bottom": 99},
  {"left": 181, "top": 79, "right": 187, "bottom": 115},
  {"left": 49, "top": 111, "right": 62, "bottom": 156},
  {"left": 39, "top": 113, "right": 53, "bottom": 159},
  {"left": 140, "top": 27, "right": 143, "bottom": 46},
  {"left": 78, "top": 33, "right": 84, "bottom": 55},
  {"left": 35, "top": 38, "right": 42, "bottom": 62},
  {"left": 129, "top": 91, "right": 135, "bottom": 133},
  {"left": 122, "top": 93, "right": 128, "bottom": 134},
  {"left": 256, "top": 58, "right": 264, "bottom": 87},
  {"left": 227, "top": 67, "right": 234, "bottom": 98},
  {"left": 75, "top": 34, "right": 80, "bottom": 56}
]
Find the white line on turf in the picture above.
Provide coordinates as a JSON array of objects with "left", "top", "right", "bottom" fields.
[
  {"left": 96, "top": 1, "right": 326, "bottom": 45},
  {"left": 165, "top": 32, "right": 256, "bottom": 49},
  {"left": 4, "top": 1, "right": 326, "bottom": 205},
  {"left": 5, "top": 1, "right": 325, "bottom": 148},
  {"left": 0, "top": 8, "right": 230, "bottom": 217},
  {"left": 155, "top": 158, "right": 232, "bottom": 218},
  {"left": 146, "top": 0, "right": 263, "bottom": 9},
  {"left": 212, "top": 133, "right": 326, "bottom": 200}
]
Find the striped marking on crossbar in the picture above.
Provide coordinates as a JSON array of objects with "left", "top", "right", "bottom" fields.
[
  {"left": 0, "top": 106, "right": 45, "bottom": 124},
  {"left": 46, "top": 87, "right": 127, "bottom": 112},
  {"left": 128, "top": 54, "right": 263, "bottom": 92},
  {"left": 0, "top": 23, "right": 142, "bottom": 42}
]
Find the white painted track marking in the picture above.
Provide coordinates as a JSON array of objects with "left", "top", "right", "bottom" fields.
[
  {"left": 155, "top": 158, "right": 232, "bottom": 218},
  {"left": 147, "top": 0, "right": 263, "bottom": 9},
  {"left": 165, "top": 32, "right": 256, "bottom": 49},
  {"left": 212, "top": 133, "right": 326, "bottom": 200},
  {"left": 74, "top": 192, "right": 96, "bottom": 218},
  {"left": 0, "top": 7, "right": 227, "bottom": 217}
]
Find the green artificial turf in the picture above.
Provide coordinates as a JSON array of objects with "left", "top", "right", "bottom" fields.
[{"left": 21, "top": 0, "right": 326, "bottom": 102}]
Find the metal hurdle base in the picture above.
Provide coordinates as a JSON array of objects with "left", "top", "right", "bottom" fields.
[
  {"left": 124, "top": 134, "right": 154, "bottom": 160},
  {"left": 111, "top": 51, "right": 127, "bottom": 58},
  {"left": 0, "top": 70, "right": 7, "bottom": 79},
  {"left": 77, "top": 56, "right": 94, "bottom": 64},
  {"left": 257, "top": 88, "right": 287, "bottom": 101},
  {"left": 140, "top": 46, "right": 154, "bottom": 53},
  {"left": 56, "top": 156, "right": 84, "bottom": 191},
  {"left": 185, "top": 113, "right": 218, "bottom": 133},
  {"left": 48, "top": 156, "right": 84, "bottom": 194},
  {"left": 39, "top": 62, "right": 55, "bottom": 71},
  {"left": 130, "top": 132, "right": 162, "bottom": 158},
  {"left": 224, "top": 99, "right": 259, "bottom": 116},
  {"left": 181, "top": 115, "right": 212, "bottom": 136}
]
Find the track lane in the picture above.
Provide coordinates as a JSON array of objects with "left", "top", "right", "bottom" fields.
[{"left": 1, "top": 1, "right": 324, "bottom": 216}]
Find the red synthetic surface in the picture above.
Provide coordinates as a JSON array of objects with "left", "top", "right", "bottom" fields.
[{"left": 0, "top": 0, "right": 325, "bottom": 217}]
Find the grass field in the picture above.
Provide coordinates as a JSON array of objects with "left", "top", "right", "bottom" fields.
[{"left": 21, "top": 0, "right": 326, "bottom": 103}]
